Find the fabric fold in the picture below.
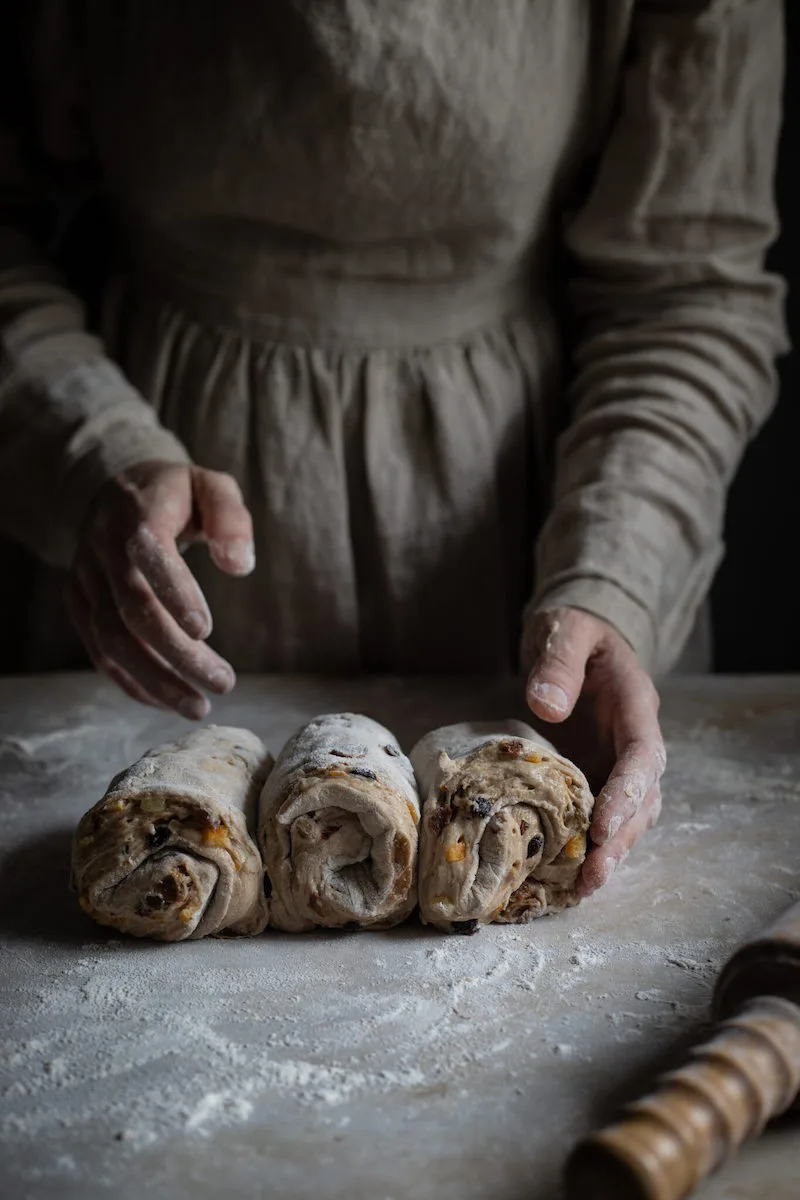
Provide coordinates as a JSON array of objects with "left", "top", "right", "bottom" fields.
[
  {"left": 412, "top": 721, "right": 593, "bottom": 933},
  {"left": 258, "top": 714, "right": 420, "bottom": 932},
  {"left": 71, "top": 726, "right": 272, "bottom": 941}
]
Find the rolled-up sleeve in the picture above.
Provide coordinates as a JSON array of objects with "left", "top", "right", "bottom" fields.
[
  {"left": 531, "top": 0, "right": 788, "bottom": 673},
  {"left": 0, "top": 5, "right": 190, "bottom": 567}
]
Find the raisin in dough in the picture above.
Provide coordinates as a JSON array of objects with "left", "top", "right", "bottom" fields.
[
  {"left": 412, "top": 721, "right": 594, "bottom": 933},
  {"left": 71, "top": 727, "right": 272, "bottom": 940},
  {"left": 258, "top": 714, "right": 420, "bottom": 931}
]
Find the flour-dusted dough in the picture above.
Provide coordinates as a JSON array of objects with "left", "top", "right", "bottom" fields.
[
  {"left": 259, "top": 714, "right": 420, "bottom": 931},
  {"left": 71, "top": 727, "right": 272, "bottom": 941},
  {"left": 412, "top": 721, "right": 594, "bottom": 933}
]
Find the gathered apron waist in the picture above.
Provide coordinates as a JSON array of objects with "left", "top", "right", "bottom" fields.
[{"left": 120, "top": 220, "right": 544, "bottom": 350}]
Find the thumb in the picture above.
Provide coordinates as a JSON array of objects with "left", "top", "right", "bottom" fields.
[
  {"left": 525, "top": 610, "right": 595, "bottom": 723},
  {"left": 192, "top": 469, "right": 256, "bottom": 577}
]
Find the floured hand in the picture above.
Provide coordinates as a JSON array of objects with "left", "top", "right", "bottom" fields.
[
  {"left": 65, "top": 462, "right": 255, "bottom": 718},
  {"left": 521, "top": 606, "right": 665, "bottom": 897}
]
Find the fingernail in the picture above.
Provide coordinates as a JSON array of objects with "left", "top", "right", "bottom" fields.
[
  {"left": 178, "top": 696, "right": 210, "bottom": 721},
  {"left": 212, "top": 540, "right": 256, "bottom": 576},
  {"left": 208, "top": 668, "right": 235, "bottom": 694},
  {"left": 578, "top": 860, "right": 612, "bottom": 900},
  {"left": 238, "top": 543, "right": 256, "bottom": 575},
  {"left": 185, "top": 609, "right": 212, "bottom": 639},
  {"left": 528, "top": 681, "right": 569, "bottom": 714},
  {"left": 601, "top": 857, "right": 618, "bottom": 885},
  {"left": 605, "top": 814, "right": 623, "bottom": 841}
]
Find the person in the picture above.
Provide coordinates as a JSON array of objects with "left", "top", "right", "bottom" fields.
[{"left": 0, "top": 2, "right": 786, "bottom": 896}]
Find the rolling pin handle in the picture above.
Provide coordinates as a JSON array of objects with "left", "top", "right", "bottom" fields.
[{"left": 564, "top": 996, "right": 800, "bottom": 1200}]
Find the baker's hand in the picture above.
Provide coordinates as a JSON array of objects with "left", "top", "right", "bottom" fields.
[
  {"left": 521, "top": 606, "right": 666, "bottom": 897},
  {"left": 65, "top": 462, "right": 255, "bottom": 719}
]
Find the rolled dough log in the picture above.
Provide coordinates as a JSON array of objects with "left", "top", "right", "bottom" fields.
[
  {"left": 412, "top": 721, "right": 594, "bottom": 933},
  {"left": 259, "top": 714, "right": 420, "bottom": 931},
  {"left": 71, "top": 726, "right": 272, "bottom": 941}
]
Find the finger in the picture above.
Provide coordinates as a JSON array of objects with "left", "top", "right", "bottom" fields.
[
  {"left": 76, "top": 556, "right": 211, "bottom": 720},
  {"left": 64, "top": 573, "right": 169, "bottom": 711},
  {"left": 590, "top": 680, "right": 665, "bottom": 844},
  {"left": 192, "top": 469, "right": 255, "bottom": 576},
  {"left": 590, "top": 737, "right": 664, "bottom": 844},
  {"left": 121, "top": 522, "right": 213, "bottom": 640},
  {"left": 578, "top": 784, "right": 662, "bottom": 898},
  {"left": 90, "top": 469, "right": 213, "bottom": 641},
  {"left": 100, "top": 542, "right": 235, "bottom": 694},
  {"left": 525, "top": 610, "right": 596, "bottom": 722}
]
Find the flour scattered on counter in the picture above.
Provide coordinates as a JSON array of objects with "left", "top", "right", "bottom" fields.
[
  {"left": 185, "top": 1092, "right": 254, "bottom": 1132},
  {"left": 0, "top": 912, "right": 723, "bottom": 1156},
  {"left": 1, "top": 946, "right": 431, "bottom": 1149},
  {"left": 3, "top": 675, "right": 799, "bottom": 1195},
  {"left": 567, "top": 943, "right": 605, "bottom": 969},
  {"left": 0, "top": 726, "right": 105, "bottom": 759}
]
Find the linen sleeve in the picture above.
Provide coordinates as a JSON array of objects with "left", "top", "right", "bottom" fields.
[
  {"left": 530, "top": 0, "right": 788, "bottom": 673},
  {"left": 0, "top": 3, "right": 190, "bottom": 568}
]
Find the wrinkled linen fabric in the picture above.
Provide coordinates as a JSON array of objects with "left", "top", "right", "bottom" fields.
[{"left": 0, "top": 1, "right": 787, "bottom": 675}]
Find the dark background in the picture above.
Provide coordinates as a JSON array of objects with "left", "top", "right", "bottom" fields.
[
  {"left": 0, "top": 8, "right": 797, "bottom": 676},
  {"left": 710, "top": 2, "right": 799, "bottom": 671}
]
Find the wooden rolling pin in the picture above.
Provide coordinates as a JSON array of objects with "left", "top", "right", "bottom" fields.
[{"left": 564, "top": 900, "right": 800, "bottom": 1200}]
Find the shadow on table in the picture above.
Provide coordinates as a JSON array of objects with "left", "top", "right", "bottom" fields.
[
  {"left": 506, "top": 1030, "right": 719, "bottom": 1200},
  {"left": 582, "top": 1021, "right": 713, "bottom": 1128},
  {"left": 279, "top": 911, "right": 440, "bottom": 946},
  {"left": 0, "top": 826, "right": 94, "bottom": 943},
  {"left": 0, "top": 828, "right": 446, "bottom": 948}
]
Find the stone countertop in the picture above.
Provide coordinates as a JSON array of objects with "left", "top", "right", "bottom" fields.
[{"left": 1, "top": 672, "right": 798, "bottom": 1200}]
